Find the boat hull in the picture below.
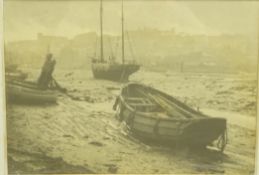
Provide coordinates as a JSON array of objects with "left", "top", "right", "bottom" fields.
[
  {"left": 6, "top": 81, "right": 57, "bottom": 104},
  {"left": 6, "top": 72, "right": 28, "bottom": 81},
  {"left": 92, "top": 62, "right": 140, "bottom": 82},
  {"left": 114, "top": 83, "right": 227, "bottom": 150}
]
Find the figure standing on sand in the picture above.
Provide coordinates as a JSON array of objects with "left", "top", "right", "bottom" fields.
[{"left": 37, "top": 53, "right": 56, "bottom": 89}]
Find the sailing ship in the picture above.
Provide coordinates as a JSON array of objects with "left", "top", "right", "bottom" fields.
[{"left": 91, "top": 0, "right": 140, "bottom": 82}]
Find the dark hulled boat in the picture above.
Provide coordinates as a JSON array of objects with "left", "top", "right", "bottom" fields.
[
  {"left": 113, "top": 83, "right": 227, "bottom": 151},
  {"left": 5, "top": 63, "right": 28, "bottom": 81},
  {"left": 92, "top": 61, "right": 140, "bottom": 81},
  {"left": 6, "top": 80, "right": 57, "bottom": 104},
  {"left": 5, "top": 71, "right": 28, "bottom": 81},
  {"left": 5, "top": 53, "right": 62, "bottom": 104},
  {"left": 91, "top": 0, "right": 140, "bottom": 82},
  {"left": 5, "top": 46, "right": 28, "bottom": 81}
]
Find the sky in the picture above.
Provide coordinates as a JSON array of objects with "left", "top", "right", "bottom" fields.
[{"left": 3, "top": 0, "right": 259, "bottom": 41}]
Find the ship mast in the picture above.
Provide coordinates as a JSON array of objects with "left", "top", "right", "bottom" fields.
[
  {"left": 100, "top": 0, "right": 104, "bottom": 61},
  {"left": 121, "top": 0, "right": 125, "bottom": 64}
]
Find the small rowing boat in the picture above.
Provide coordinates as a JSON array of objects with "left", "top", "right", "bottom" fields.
[
  {"left": 6, "top": 80, "right": 57, "bottom": 104},
  {"left": 6, "top": 71, "right": 28, "bottom": 81},
  {"left": 113, "top": 83, "right": 227, "bottom": 151}
]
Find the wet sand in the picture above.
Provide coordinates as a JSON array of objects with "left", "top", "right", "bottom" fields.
[{"left": 6, "top": 69, "right": 256, "bottom": 174}]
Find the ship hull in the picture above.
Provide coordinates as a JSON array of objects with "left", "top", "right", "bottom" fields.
[{"left": 92, "top": 62, "right": 140, "bottom": 82}]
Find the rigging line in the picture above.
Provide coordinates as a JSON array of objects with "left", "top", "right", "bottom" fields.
[
  {"left": 94, "top": 35, "right": 98, "bottom": 58},
  {"left": 100, "top": 0, "right": 104, "bottom": 61},
  {"left": 114, "top": 36, "right": 120, "bottom": 59},
  {"left": 108, "top": 37, "right": 114, "bottom": 58},
  {"left": 126, "top": 31, "right": 136, "bottom": 61}
]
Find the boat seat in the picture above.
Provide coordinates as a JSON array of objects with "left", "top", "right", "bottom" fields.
[
  {"left": 129, "top": 103, "right": 156, "bottom": 107},
  {"left": 130, "top": 104, "right": 157, "bottom": 112},
  {"left": 125, "top": 97, "right": 153, "bottom": 104}
]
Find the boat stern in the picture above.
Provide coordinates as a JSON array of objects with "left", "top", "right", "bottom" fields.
[{"left": 180, "top": 118, "right": 227, "bottom": 149}]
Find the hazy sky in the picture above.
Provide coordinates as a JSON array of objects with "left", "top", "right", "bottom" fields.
[{"left": 4, "top": 0, "right": 259, "bottom": 41}]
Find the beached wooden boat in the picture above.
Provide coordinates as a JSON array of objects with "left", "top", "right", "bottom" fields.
[
  {"left": 5, "top": 63, "right": 28, "bottom": 81},
  {"left": 5, "top": 71, "right": 28, "bottom": 81},
  {"left": 113, "top": 83, "right": 227, "bottom": 151},
  {"left": 5, "top": 63, "right": 18, "bottom": 72},
  {"left": 6, "top": 80, "right": 57, "bottom": 103}
]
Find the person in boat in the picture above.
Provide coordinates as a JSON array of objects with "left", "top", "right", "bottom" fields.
[
  {"left": 49, "top": 59, "right": 56, "bottom": 79},
  {"left": 38, "top": 53, "right": 52, "bottom": 89},
  {"left": 37, "top": 53, "right": 55, "bottom": 89},
  {"left": 45, "top": 58, "right": 57, "bottom": 88},
  {"left": 37, "top": 53, "right": 67, "bottom": 92}
]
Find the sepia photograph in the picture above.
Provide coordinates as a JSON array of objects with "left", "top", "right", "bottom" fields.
[{"left": 2, "top": 0, "right": 258, "bottom": 174}]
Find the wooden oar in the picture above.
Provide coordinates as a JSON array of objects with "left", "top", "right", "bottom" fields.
[
  {"left": 137, "top": 87, "right": 203, "bottom": 119},
  {"left": 153, "top": 92, "right": 200, "bottom": 119},
  {"left": 147, "top": 92, "right": 188, "bottom": 118},
  {"left": 136, "top": 88, "right": 186, "bottom": 119}
]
